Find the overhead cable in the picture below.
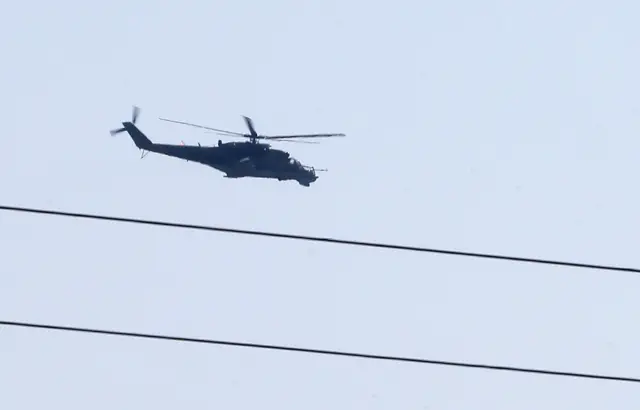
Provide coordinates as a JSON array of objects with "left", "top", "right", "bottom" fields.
[
  {"left": 1, "top": 319, "right": 638, "bottom": 384},
  {"left": 1, "top": 204, "right": 638, "bottom": 274}
]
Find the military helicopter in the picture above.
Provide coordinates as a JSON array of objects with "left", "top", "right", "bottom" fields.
[{"left": 109, "top": 106, "right": 344, "bottom": 186}]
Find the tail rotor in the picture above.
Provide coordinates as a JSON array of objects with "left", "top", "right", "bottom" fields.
[
  {"left": 131, "top": 105, "right": 139, "bottom": 123},
  {"left": 110, "top": 106, "right": 140, "bottom": 136},
  {"left": 109, "top": 127, "right": 125, "bottom": 136}
]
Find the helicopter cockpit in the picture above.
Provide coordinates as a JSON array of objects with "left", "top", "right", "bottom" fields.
[{"left": 289, "top": 158, "right": 316, "bottom": 175}]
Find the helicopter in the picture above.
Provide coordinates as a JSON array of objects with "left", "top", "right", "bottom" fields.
[{"left": 109, "top": 106, "right": 345, "bottom": 186}]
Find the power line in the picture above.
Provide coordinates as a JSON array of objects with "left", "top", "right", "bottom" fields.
[
  {"left": 1, "top": 319, "right": 638, "bottom": 384},
  {"left": 2, "top": 204, "right": 639, "bottom": 274},
  {"left": 2, "top": 206, "right": 638, "bottom": 385}
]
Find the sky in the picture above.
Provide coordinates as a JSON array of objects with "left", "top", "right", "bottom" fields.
[{"left": 1, "top": 0, "right": 640, "bottom": 407}]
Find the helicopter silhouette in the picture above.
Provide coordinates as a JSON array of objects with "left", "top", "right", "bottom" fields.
[{"left": 110, "top": 106, "right": 345, "bottom": 186}]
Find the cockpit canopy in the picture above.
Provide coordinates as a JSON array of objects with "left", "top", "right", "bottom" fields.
[{"left": 288, "top": 158, "right": 315, "bottom": 174}]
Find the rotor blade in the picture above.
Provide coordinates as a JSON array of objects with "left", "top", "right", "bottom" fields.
[
  {"left": 132, "top": 106, "right": 140, "bottom": 123},
  {"left": 264, "top": 133, "right": 346, "bottom": 140},
  {"left": 275, "top": 139, "right": 319, "bottom": 144},
  {"left": 242, "top": 116, "right": 258, "bottom": 137},
  {"left": 159, "top": 118, "right": 246, "bottom": 137},
  {"left": 110, "top": 127, "right": 125, "bottom": 136},
  {"left": 204, "top": 131, "right": 251, "bottom": 139},
  {"left": 203, "top": 131, "right": 317, "bottom": 143}
]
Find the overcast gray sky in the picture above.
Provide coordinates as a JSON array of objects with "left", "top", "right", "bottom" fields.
[{"left": 2, "top": 0, "right": 640, "bottom": 407}]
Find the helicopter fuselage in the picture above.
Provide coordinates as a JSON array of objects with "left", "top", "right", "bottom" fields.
[{"left": 121, "top": 121, "right": 318, "bottom": 186}]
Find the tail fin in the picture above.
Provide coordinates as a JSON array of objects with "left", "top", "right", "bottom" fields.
[{"left": 123, "top": 123, "right": 153, "bottom": 150}]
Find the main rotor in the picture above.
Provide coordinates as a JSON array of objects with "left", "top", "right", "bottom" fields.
[{"left": 158, "top": 115, "right": 345, "bottom": 145}]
